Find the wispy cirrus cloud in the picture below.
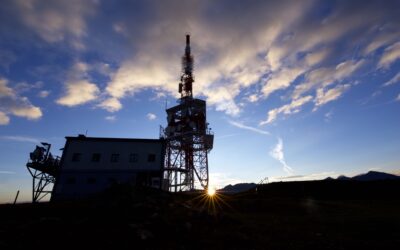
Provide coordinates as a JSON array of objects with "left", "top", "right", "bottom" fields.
[
  {"left": 0, "top": 135, "right": 41, "bottom": 144},
  {"left": 0, "top": 171, "right": 16, "bottom": 174},
  {"left": 228, "top": 120, "right": 270, "bottom": 136},
  {"left": 383, "top": 72, "right": 400, "bottom": 87},
  {"left": 270, "top": 171, "right": 337, "bottom": 182},
  {"left": 314, "top": 84, "right": 351, "bottom": 110},
  {"left": 378, "top": 42, "right": 400, "bottom": 69},
  {"left": 260, "top": 95, "right": 313, "bottom": 125}
]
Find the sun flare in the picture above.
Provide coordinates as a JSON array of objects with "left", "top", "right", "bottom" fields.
[{"left": 207, "top": 187, "right": 216, "bottom": 196}]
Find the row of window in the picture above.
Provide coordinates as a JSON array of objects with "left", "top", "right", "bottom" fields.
[
  {"left": 71, "top": 153, "right": 156, "bottom": 163},
  {"left": 65, "top": 177, "right": 160, "bottom": 187}
]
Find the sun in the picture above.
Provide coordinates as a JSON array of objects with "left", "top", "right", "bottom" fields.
[{"left": 207, "top": 186, "right": 216, "bottom": 196}]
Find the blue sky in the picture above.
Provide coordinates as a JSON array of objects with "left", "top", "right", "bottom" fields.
[{"left": 1, "top": 0, "right": 400, "bottom": 203}]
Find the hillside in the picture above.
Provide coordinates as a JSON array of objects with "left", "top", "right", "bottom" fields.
[{"left": 1, "top": 181, "right": 400, "bottom": 249}]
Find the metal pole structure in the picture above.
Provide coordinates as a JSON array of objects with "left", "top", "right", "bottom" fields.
[
  {"left": 26, "top": 143, "right": 59, "bottom": 203},
  {"left": 162, "top": 35, "right": 214, "bottom": 192},
  {"left": 13, "top": 190, "right": 20, "bottom": 205}
]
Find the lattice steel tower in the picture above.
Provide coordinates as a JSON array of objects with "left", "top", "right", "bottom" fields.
[{"left": 162, "top": 35, "right": 214, "bottom": 192}]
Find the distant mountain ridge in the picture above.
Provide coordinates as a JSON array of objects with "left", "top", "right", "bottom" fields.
[
  {"left": 328, "top": 171, "right": 400, "bottom": 181},
  {"left": 219, "top": 183, "right": 256, "bottom": 193},
  {"left": 351, "top": 171, "right": 400, "bottom": 181},
  {"left": 221, "top": 171, "right": 399, "bottom": 193}
]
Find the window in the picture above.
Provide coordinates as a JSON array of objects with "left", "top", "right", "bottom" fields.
[
  {"left": 66, "top": 177, "right": 76, "bottom": 184},
  {"left": 147, "top": 154, "right": 156, "bottom": 162},
  {"left": 129, "top": 153, "right": 138, "bottom": 163},
  {"left": 110, "top": 153, "right": 119, "bottom": 163},
  {"left": 72, "top": 153, "right": 81, "bottom": 162},
  {"left": 91, "top": 153, "right": 101, "bottom": 162},
  {"left": 87, "top": 177, "right": 96, "bottom": 184}
]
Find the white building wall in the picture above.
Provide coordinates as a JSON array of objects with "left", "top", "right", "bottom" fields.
[
  {"left": 52, "top": 137, "right": 165, "bottom": 201},
  {"left": 62, "top": 139, "right": 163, "bottom": 170}
]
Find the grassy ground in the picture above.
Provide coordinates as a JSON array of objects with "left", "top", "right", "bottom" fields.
[{"left": 0, "top": 183, "right": 399, "bottom": 249}]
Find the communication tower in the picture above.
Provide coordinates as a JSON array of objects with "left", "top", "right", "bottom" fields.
[{"left": 162, "top": 35, "right": 214, "bottom": 192}]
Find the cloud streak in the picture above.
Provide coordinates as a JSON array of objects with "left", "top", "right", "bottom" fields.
[
  {"left": 260, "top": 95, "right": 313, "bottom": 125},
  {"left": 270, "top": 138, "right": 293, "bottom": 175},
  {"left": 0, "top": 171, "right": 16, "bottom": 174},
  {"left": 383, "top": 72, "right": 400, "bottom": 87},
  {"left": 0, "top": 135, "right": 41, "bottom": 144},
  {"left": 228, "top": 120, "right": 270, "bottom": 135}
]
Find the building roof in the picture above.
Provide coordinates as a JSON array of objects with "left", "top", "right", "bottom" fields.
[{"left": 65, "top": 135, "right": 164, "bottom": 143}]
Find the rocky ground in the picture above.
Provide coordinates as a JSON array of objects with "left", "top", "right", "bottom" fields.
[{"left": 1, "top": 181, "right": 399, "bottom": 249}]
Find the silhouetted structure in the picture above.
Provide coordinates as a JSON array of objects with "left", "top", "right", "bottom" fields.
[
  {"left": 26, "top": 35, "right": 213, "bottom": 202},
  {"left": 161, "top": 35, "right": 214, "bottom": 191},
  {"left": 26, "top": 142, "right": 60, "bottom": 202},
  {"left": 51, "top": 136, "right": 165, "bottom": 201}
]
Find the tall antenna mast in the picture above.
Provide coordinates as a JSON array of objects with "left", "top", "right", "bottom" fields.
[
  {"left": 179, "top": 34, "right": 194, "bottom": 98},
  {"left": 162, "top": 35, "right": 214, "bottom": 192}
]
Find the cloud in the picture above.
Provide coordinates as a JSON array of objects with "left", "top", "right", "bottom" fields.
[
  {"left": 0, "top": 77, "right": 43, "bottom": 124},
  {"left": 146, "top": 113, "right": 157, "bottom": 121},
  {"left": 63, "top": 0, "right": 396, "bottom": 121},
  {"left": 364, "top": 29, "right": 400, "bottom": 55},
  {"left": 270, "top": 137, "right": 293, "bottom": 175},
  {"left": 262, "top": 67, "right": 305, "bottom": 98},
  {"left": 0, "top": 171, "right": 16, "bottom": 174},
  {"left": 98, "top": 97, "right": 122, "bottom": 112},
  {"left": 314, "top": 84, "right": 351, "bottom": 109},
  {"left": 105, "top": 115, "right": 116, "bottom": 122},
  {"left": 246, "top": 94, "right": 259, "bottom": 103},
  {"left": 38, "top": 90, "right": 50, "bottom": 98},
  {"left": 383, "top": 72, "right": 400, "bottom": 87},
  {"left": 396, "top": 93, "right": 400, "bottom": 102},
  {"left": 14, "top": 0, "right": 97, "bottom": 48},
  {"left": 305, "top": 48, "right": 330, "bottom": 66},
  {"left": 0, "top": 111, "right": 10, "bottom": 125},
  {"left": 378, "top": 42, "right": 400, "bottom": 69},
  {"left": 56, "top": 62, "right": 100, "bottom": 107},
  {"left": 292, "top": 59, "right": 364, "bottom": 99},
  {"left": 3, "top": 0, "right": 400, "bottom": 124},
  {"left": 324, "top": 110, "right": 333, "bottom": 122},
  {"left": 260, "top": 95, "right": 313, "bottom": 125},
  {"left": 0, "top": 135, "right": 41, "bottom": 143},
  {"left": 14, "top": 81, "right": 43, "bottom": 93},
  {"left": 270, "top": 171, "right": 337, "bottom": 182},
  {"left": 56, "top": 80, "right": 99, "bottom": 106},
  {"left": 97, "top": 0, "right": 313, "bottom": 115},
  {"left": 228, "top": 120, "right": 269, "bottom": 135},
  {"left": 203, "top": 87, "right": 241, "bottom": 116}
]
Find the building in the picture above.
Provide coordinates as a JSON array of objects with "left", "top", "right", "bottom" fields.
[
  {"left": 51, "top": 135, "right": 165, "bottom": 201},
  {"left": 26, "top": 34, "right": 213, "bottom": 202}
]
